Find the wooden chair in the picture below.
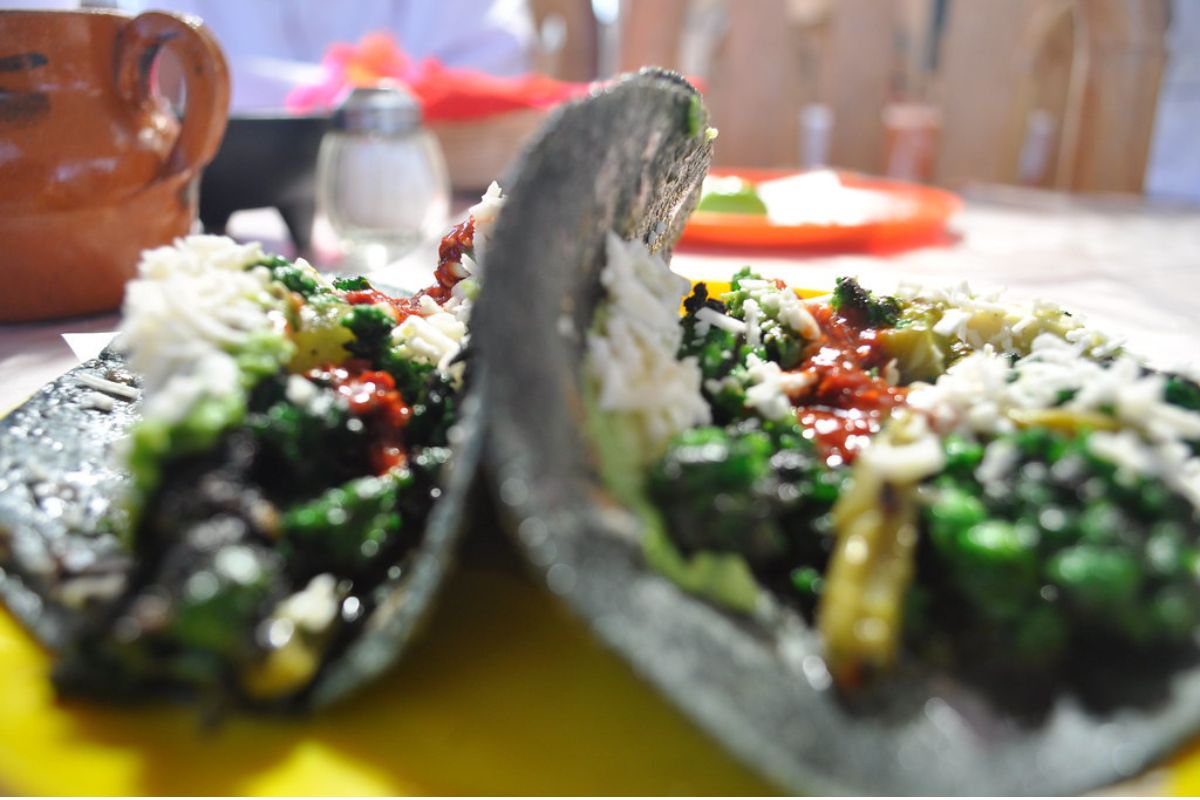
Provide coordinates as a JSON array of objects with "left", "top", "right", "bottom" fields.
[
  {"left": 529, "top": 0, "right": 600, "bottom": 81},
  {"left": 619, "top": 0, "right": 840, "bottom": 169},
  {"left": 936, "top": 0, "right": 1169, "bottom": 193},
  {"left": 1068, "top": 0, "right": 1170, "bottom": 192},
  {"left": 618, "top": 0, "right": 1170, "bottom": 193}
]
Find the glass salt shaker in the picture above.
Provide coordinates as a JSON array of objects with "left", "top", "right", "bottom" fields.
[{"left": 316, "top": 84, "right": 450, "bottom": 271}]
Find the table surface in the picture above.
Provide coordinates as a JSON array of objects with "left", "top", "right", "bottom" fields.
[
  {"left": 5, "top": 185, "right": 1200, "bottom": 412},
  {"left": 4, "top": 186, "right": 1200, "bottom": 794}
]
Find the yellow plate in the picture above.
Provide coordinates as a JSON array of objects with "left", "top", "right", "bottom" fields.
[{"left": 0, "top": 563, "right": 775, "bottom": 795}]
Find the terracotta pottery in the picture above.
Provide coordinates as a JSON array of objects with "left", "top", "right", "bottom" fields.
[{"left": 0, "top": 9, "right": 229, "bottom": 322}]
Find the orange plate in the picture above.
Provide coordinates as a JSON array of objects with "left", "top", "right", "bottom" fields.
[{"left": 680, "top": 168, "right": 962, "bottom": 250}]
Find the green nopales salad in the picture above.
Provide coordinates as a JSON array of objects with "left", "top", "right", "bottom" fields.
[
  {"left": 55, "top": 185, "right": 505, "bottom": 706},
  {"left": 585, "top": 242, "right": 1200, "bottom": 690}
]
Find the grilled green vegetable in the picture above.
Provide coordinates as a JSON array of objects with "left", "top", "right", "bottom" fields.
[
  {"left": 830, "top": 276, "right": 901, "bottom": 328},
  {"left": 914, "top": 426, "right": 1200, "bottom": 666}
]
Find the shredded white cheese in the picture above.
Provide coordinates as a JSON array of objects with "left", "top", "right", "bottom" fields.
[
  {"left": 883, "top": 358, "right": 901, "bottom": 386},
  {"left": 744, "top": 354, "right": 814, "bottom": 420},
  {"left": 116, "top": 235, "right": 290, "bottom": 425},
  {"left": 906, "top": 332, "right": 1200, "bottom": 511},
  {"left": 272, "top": 573, "right": 340, "bottom": 634},
  {"left": 389, "top": 186, "right": 504, "bottom": 384},
  {"left": 892, "top": 279, "right": 1119, "bottom": 360},
  {"left": 775, "top": 291, "right": 821, "bottom": 342},
  {"left": 461, "top": 180, "right": 505, "bottom": 276},
  {"left": 856, "top": 414, "right": 945, "bottom": 483},
  {"left": 283, "top": 374, "right": 341, "bottom": 417},
  {"left": 727, "top": 278, "right": 820, "bottom": 342},
  {"left": 77, "top": 373, "right": 140, "bottom": 401},
  {"left": 391, "top": 308, "right": 469, "bottom": 377},
  {"left": 586, "top": 232, "right": 710, "bottom": 455},
  {"left": 742, "top": 298, "right": 763, "bottom": 348},
  {"left": 695, "top": 306, "right": 747, "bottom": 336},
  {"left": 80, "top": 391, "right": 116, "bottom": 412},
  {"left": 284, "top": 374, "right": 319, "bottom": 407},
  {"left": 932, "top": 307, "right": 970, "bottom": 338},
  {"left": 976, "top": 438, "right": 1020, "bottom": 485}
]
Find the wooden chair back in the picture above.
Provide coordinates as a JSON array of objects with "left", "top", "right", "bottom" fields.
[{"left": 617, "top": 0, "right": 1170, "bottom": 193}]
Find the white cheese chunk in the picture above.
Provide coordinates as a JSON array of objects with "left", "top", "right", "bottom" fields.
[
  {"left": 695, "top": 306, "right": 747, "bottom": 336},
  {"left": 465, "top": 181, "right": 505, "bottom": 274},
  {"left": 585, "top": 233, "right": 711, "bottom": 456},
  {"left": 116, "top": 235, "right": 289, "bottom": 425}
]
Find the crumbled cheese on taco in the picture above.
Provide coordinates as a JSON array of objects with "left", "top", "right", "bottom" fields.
[
  {"left": 391, "top": 298, "right": 469, "bottom": 376},
  {"left": 744, "top": 354, "right": 814, "bottom": 421},
  {"left": 907, "top": 333, "right": 1200, "bottom": 509},
  {"left": 713, "top": 275, "right": 821, "bottom": 348},
  {"left": 586, "top": 232, "right": 710, "bottom": 456},
  {"left": 893, "top": 280, "right": 1118, "bottom": 359},
  {"left": 389, "top": 184, "right": 503, "bottom": 381},
  {"left": 747, "top": 280, "right": 820, "bottom": 342},
  {"left": 856, "top": 414, "right": 945, "bottom": 483},
  {"left": 695, "top": 305, "right": 746, "bottom": 336},
  {"left": 117, "top": 235, "right": 291, "bottom": 424},
  {"left": 462, "top": 180, "right": 505, "bottom": 276}
]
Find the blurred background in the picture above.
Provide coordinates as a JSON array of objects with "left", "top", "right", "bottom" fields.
[
  {"left": 9, "top": 0, "right": 1195, "bottom": 269},
  {"left": 14, "top": 0, "right": 1192, "bottom": 200},
  {"left": 615, "top": 0, "right": 1194, "bottom": 201}
]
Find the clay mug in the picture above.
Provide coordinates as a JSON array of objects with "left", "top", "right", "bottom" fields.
[{"left": 0, "top": 9, "right": 229, "bottom": 321}]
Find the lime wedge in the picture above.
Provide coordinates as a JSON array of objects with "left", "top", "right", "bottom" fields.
[{"left": 697, "top": 176, "right": 768, "bottom": 215}]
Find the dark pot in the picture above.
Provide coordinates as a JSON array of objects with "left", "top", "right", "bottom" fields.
[{"left": 199, "top": 113, "right": 329, "bottom": 252}]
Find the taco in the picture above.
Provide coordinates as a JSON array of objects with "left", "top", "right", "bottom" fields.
[
  {"left": 0, "top": 182, "right": 499, "bottom": 709},
  {"left": 0, "top": 68, "right": 716, "bottom": 713},
  {"left": 477, "top": 94, "right": 1200, "bottom": 795}
]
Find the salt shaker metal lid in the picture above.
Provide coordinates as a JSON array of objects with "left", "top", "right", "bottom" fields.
[{"left": 331, "top": 85, "right": 423, "bottom": 136}]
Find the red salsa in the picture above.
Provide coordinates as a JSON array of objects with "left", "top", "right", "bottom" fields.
[
  {"left": 318, "top": 218, "right": 477, "bottom": 472},
  {"left": 307, "top": 360, "right": 412, "bottom": 474},
  {"left": 433, "top": 218, "right": 475, "bottom": 299},
  {"left": 790, "top": 303, "right": 907, "bottom": 466},
  {"left": 340, "top": 218, "right": 476, "bottom": 318}
]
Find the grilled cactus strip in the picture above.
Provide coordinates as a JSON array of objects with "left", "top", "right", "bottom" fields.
[{"left": 817, "top": 465, "right": 919, "bottom": 688}]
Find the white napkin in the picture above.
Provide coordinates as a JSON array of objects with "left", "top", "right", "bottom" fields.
[{"left": 63, "top": 332, "right": 119, "bottom": 364}]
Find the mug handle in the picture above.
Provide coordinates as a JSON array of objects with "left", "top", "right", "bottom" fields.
[{"left": 115, "top": 11, "right": 230, "bottom": 179}]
